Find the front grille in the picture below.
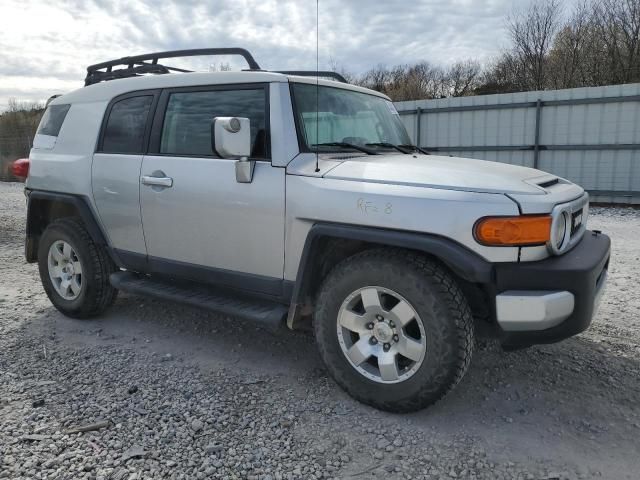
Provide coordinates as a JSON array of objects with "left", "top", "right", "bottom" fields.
[
  {"left": 549, "top": 193, "right": 589, "bottom": 255},
  {"left": 570, "top": 208, "right": 584, "bottom": 237}
]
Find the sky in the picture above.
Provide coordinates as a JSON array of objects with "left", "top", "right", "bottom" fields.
[{"left": 0, "top": 0, "right": 554, "bottom": 109}]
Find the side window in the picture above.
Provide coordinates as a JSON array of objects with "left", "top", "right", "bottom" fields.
[
  {"left": 37, "top": 104, "right": 71, "bottom": 137},
  {"left": 160, "top": 88, "right": 268, "bottom": 158},
  {"left": 101, "top": 96, "right": 153, "bottom": 154}
]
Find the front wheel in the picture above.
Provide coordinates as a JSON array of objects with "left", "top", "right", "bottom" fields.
[
  {"left": 314, "top": 249, "right": 474, "bottom": 412},
  {"left": 38, "top": 218, "right": 118, "bottom": 318}
]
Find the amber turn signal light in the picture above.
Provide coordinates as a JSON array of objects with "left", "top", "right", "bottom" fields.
[{"left": 474, "top": 215, "right": 551, "bottom": 246}]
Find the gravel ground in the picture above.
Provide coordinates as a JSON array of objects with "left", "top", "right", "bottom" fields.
[{"left": 1, "top": 181, "right": 639, "bottom": 480}]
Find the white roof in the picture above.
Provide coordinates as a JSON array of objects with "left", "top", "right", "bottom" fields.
[{"left": 51, "top": 71, "right": 389, "bottom": 105}]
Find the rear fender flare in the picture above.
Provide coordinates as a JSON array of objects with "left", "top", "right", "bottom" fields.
[{"left": 25, "top": 190, "right": 113, "bottom": 263}]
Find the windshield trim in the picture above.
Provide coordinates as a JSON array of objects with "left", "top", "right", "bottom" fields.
[
  {"left": 288, "top": 77, "right": 391, "bottom": 100},
  {"left": 288, "top": 82, "right": 408, "bottom": 154},
  {"left": 290, "top": 81, "right": 316, "bottom": 154}
]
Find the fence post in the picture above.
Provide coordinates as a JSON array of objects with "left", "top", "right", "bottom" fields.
[
  {"left": 533, "top": 99, "right": 542, "bottom": 169},
  {"left": 416, "top": 107, "right": 422, "bottom": 148}
]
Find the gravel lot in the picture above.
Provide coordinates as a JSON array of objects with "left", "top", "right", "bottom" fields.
[{"left": 1, "top": 181, "right": 639, "bottom": 480}]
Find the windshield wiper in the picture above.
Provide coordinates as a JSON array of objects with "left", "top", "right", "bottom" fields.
[
  {"left": 399, "top": 144, "right": 430, "bottom": 155},
  {"left": 313, "top": 142, "right": 379, "bottom": 155},
  {"left": 366, "top": 142, "right": 412, "bottom": 154}
]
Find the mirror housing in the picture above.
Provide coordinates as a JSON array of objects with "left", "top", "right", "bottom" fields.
[
  {"left": 211, "top": 117, "right": 251, "bottom": 158},
  {"left": 211, "top": 117, "right": 255, "bottom": 183}
]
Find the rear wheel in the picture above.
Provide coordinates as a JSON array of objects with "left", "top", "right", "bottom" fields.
[
  {"left": 38, "top": 218, "right": 117, "bottom": 318},
  {"left": 314, "top": 249, "right": 474, "bottom": 412}
]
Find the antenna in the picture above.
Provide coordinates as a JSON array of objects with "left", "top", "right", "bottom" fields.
[{"left": 314, "top": 0, "right": 320, "bottom": 173}]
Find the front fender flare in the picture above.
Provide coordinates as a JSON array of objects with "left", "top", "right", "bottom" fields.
[{"left": 290, "top": 222, "right": 494, "bottom": 307}]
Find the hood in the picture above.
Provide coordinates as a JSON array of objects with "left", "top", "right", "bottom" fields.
[{"left": 323, "top": 154, "right": 564, "bottom": 195}]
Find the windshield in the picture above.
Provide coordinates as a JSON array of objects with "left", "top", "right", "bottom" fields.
[{"left": 291, "top": 83, "right": 411, "bottom": 151}]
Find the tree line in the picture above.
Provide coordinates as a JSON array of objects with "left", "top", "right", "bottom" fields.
[
  {"left": 347, "top": 0, "right": 640, "bottom": 100},
  {"left": 0, "top": 99, "right": 43, "bottom": 180}
]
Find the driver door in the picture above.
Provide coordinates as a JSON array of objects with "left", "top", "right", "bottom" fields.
[{"left": 139, "top": 84, "right": 286, "bottom": 296}]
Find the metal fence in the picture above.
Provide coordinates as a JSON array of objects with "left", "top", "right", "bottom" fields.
[{"left": 395, "top": 83, "right": 640, "bottom": 204}]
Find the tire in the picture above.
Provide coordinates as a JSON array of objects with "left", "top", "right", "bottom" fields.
[
  {"left": 38, "top": 217, "right": 118, "bottom": 318},
  {"left": 314, "top": 248, "right": 474, "bottom": 412}
]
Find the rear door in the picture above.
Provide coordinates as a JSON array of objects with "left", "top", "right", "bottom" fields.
[
  {"left": 139, "top": 84, "right": 286, "bottom": 295},
  {"left": 92, "top": 91, "right": 158, "bottom": 268}
]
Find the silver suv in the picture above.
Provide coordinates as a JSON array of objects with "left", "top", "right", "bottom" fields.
[{"left": 23, "top": 49, "right": 610, "bottom": 412}]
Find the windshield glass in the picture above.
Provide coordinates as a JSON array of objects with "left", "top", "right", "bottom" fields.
[{"left": 291, "top": 83, "right": 411, "bottom": 151}]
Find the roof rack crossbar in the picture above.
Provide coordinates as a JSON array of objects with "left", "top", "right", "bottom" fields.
[
  {"left": 274, "top": 70, "right": 348, "bottom": 83},
  {"left": 136, "top": 60, "right": 193, "bottom": 73},
  {"left": 86, "top": 64, "right": 175, "bottom": 85},
  {"left": 85, "top": 48, "right": 261, "bottom": 86}
]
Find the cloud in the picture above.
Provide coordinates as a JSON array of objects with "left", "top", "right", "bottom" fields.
[{"left": 0, "top": 0, "right": 528, "bottom": 106}]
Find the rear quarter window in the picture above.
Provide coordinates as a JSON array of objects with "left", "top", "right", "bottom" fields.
[
  {"left": 100, "top": 95, "right": 154, "bottom": 154},
  {"left": 37, "top": 104, "right": 71, "bottom": 137}
]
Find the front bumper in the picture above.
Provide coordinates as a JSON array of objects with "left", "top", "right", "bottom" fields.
[{"left": 493, "top": 230, "right": 610, "bottom": 347}]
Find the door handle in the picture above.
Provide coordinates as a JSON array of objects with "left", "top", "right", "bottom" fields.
[{"left": 141, "top": 175, "right": 173, "bottom": 188}]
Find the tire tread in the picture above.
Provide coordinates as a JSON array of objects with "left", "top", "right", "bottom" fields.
[
  {"left": 38, "top": 217, "right": 117, "bottom": 318},
  {"left": 314, "top": 248, "right": 474, "bottom": 412}
]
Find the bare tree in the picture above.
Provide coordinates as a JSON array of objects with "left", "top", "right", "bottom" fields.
[
  {"left": 507, "top": 0, "right": 563, "bottom": 90},
  {"left": 359, "top": 64, "right": 392, "bottom": 93},
  {"left": 388, "top": 62, "right": 447, "bottom": 100},
  {"left": 475, "top": 52, "right": 528, "bottom": 94},
  {"left": 547, "top": 1, "right": 594, "bottom": 88},
  {"left": 593, "top": 0, "right": 640, "bottom": 83},
  {"left": 445, "top": 60, "right": 482, "bottom": 96},
  {"left": 356, "top": 62, "right": 453, "bottom": 101},
  {"left": 483, "top": 0, "right": 640, "bottom": 92}
]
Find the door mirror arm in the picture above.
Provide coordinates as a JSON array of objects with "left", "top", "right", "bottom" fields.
[{"left": 235, "top": 156, "right": 256, "bottom": 183}]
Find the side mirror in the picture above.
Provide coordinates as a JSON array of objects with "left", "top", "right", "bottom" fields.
[{"left": 211, "top": 117, "right": 255, "bottom": 183}]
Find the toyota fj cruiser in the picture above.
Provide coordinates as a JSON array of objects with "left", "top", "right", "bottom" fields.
[{"left": 23, "top": 48, "right": 610, "bottom": 412}]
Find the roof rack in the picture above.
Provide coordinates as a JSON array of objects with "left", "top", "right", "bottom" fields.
[
  {"left": 85, "top": 48, "right": 261, "bottom": 86},
  {"left": 273, "top": 71, "right": 347, "bottom": 83},
  {"left": 84, "top": 48, "right": 349, "bottom": 86}
]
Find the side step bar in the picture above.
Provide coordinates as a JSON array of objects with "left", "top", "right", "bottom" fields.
[{"left": 110, "top": 271, "right": 288, "bottom": 331}]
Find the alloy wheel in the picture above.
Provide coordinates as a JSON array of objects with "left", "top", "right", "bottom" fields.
[
  {"left": 336, "top": 286, "right": 426, "bottom": 384},
  {"left": 47, "top": 240, "right": 83, "bottom": 300}
]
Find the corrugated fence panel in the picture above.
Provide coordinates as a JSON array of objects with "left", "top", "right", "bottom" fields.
[{"left": 395, "top": 83, "right": 640, "bottom": 204}]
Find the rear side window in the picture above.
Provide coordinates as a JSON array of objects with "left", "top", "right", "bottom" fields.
[
  {"left": 37, "top": 104, "right": 71, "bottom": 137},
  {"left": 159, "top": 88, "right": 268, "bottom": 158},
  {"left": 101, "top": 96, "right": 153, "bottom": 154}
]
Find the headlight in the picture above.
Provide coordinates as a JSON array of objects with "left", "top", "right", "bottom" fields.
[{"left": 552, "top": 211, "right": 568, "bottom": 250}]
